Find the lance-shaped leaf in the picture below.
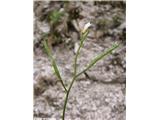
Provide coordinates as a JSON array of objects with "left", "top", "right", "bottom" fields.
[
  {"left": 76, "top": 43, "right": 120, "bottom": 78},
  {"left": 43, "top": 40, "right": 67, "bottom": 93}
]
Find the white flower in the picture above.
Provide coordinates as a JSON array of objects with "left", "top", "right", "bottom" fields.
[{"left": 82, "top": 22, "right": 91, "bottom": 33}]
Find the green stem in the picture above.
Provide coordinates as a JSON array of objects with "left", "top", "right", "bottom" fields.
[
  {"left": 73, "top": 31, "right": 89, "bottom": 77},
  {"left": 62, "top": 77, "right": 76, "bottom": 120},
  {"left": 62, "top": 31, "right": 89, "bottom": 120},
  {"left": 50, "top": 65, "right": 68, "bottom": 93}
]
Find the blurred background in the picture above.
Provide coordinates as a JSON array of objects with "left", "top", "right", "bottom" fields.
[{"left": 34, "top": 1, "right": 126, "bottom": 120}]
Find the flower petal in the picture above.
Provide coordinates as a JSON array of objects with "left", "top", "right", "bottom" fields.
[{"left": 82, "top": 22, "right": 91, "bottom": 33}]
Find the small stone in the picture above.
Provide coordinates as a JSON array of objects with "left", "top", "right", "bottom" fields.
[
  {"left": 74, "top": 42, "right": 79, "bottom": 54},
  {"left": 72, "top": 20, "right": 80, "bottom": 32},
  {"left": 37, "top": 21, "right": 50, "bottom": 33},
  {"left": 96, "top": 30, "right": 104, "bottom": 38}
]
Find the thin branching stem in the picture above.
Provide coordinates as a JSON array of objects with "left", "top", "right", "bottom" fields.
[
  {"left": 43, "top": 29, "right": 119, "bottom": 120},
  {"left": 62, "top": 43, "right": 119, "bottom": 119},
  {"left": 62, "top": 31, "right": 119, "bottom": 120}
]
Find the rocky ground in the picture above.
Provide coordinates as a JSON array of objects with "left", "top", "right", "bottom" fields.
[{"left": 34, "top": 1, "right": 126, "bottom": 120}]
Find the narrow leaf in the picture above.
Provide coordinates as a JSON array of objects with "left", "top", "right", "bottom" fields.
[
  {"left": 76, "top": 43, "right": 120, "bottom": 78},
  {"left": 87, "top": 43, "right": 119, "bottom": 69},
  {"left": 43, "top": 40, "right": 67, "bottom": 92}
]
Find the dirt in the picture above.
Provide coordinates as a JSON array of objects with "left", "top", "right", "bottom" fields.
[{"left": 34, "top": 1, "right": 126, "bottom": 120}]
